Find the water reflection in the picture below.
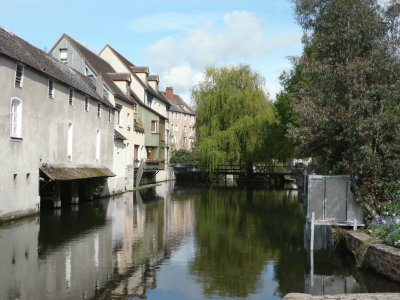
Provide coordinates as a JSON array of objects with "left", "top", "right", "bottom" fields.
[{"left": 0, "top": 182, "right": 399, "bottom": 300}]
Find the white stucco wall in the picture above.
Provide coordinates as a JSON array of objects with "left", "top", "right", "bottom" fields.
[{"left": 0, "top": 54, "right": 114, "bottom": 221}]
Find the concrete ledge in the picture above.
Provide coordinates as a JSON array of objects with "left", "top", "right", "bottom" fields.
[
  {"left": 344, "top": 230, "right": 400, "bottom": 282},
  {"left": 0, "top": 208, "right": 39, "bottom": 224}
]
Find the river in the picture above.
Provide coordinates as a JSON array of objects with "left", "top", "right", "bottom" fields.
[{"left": 0, "top": 182, "right": 399, "bottom": 299}]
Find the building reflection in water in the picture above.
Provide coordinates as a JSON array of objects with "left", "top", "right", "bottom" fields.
[{"left": 0, "top": 182, "right": 195, "bottom": 299}]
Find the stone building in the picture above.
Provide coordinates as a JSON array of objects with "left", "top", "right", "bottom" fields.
[
  {"left": 162, "top": 87, "right": 196, "bottom": 151},
  {"left": 0, "top": 28, "right": 114, "bottom": 221}
]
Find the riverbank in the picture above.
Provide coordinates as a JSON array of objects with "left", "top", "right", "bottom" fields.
[
  {"left": 283, "top": 293, "right": 400, "bottom": 299},
  {"left": 343, "top": 230, "right": 400, "bottom": 282}
]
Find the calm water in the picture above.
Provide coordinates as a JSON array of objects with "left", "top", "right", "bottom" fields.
[{"left": 1, "top": 182, "right": 399, "bottom": 300}]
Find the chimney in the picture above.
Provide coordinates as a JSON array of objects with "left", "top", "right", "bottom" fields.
[{"left": 166, "top": 87, "right": 174, "bottom": 100}]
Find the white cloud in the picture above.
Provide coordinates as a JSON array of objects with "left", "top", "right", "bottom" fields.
[
  {"left": 145, "top": 10, "right": 301, "bottom": 101},
  {"left": 126, "top": 12, "right": 217, "bottom": 33}
]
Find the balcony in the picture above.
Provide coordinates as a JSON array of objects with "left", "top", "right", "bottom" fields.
[{"left": 134, "top": 159, "right": 165, "bottom": 171}]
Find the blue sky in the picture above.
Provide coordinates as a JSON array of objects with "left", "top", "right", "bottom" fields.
[{"left": 1, "top": 0, "right": 304, "bottom": 102}]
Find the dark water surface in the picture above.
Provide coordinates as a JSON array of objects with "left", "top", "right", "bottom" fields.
[{"left": 1, "top": 182, "right": 399, "bottom": 299}]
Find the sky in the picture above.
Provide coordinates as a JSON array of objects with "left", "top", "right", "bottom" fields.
[{"left": 0, "top": 0, "right": 304, "bottom": 103}]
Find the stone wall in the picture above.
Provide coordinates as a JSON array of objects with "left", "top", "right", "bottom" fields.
[{"left": 344, "top": 231, "right": 400, "bottom": 282}]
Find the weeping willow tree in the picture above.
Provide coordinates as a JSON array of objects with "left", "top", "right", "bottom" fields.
[{"left": 192, "top": 65, "right": 276, "bottom": 172}]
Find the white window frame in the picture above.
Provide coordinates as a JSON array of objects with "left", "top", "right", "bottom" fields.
[
  {"left": 10, "top": 97, "right": 22, "bottom": 138},
  {"left": 48, "top": 79, "right": 54, "bottom": 99},
  {"left": 116, "top": 106, "right": 122, "bottom": 127},
  {"left": 60, "top": 48, "right": 68, "bottom": 63},
  {"left": 103, "top": 84, "right": 110, "bottom": 99},
  {"left": 15, "top": 64, "right": 24, "bottom": 88}
]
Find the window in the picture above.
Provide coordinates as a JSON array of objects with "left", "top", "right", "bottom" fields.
[
  {"left": 67, "top": 123, "right": 73, "bottom": 161},
  {"left": 48, "top": 79, "right": 54, "bottom": 99},
  {"left": 103, "top": 84, "right": 110, "bottom": 99},
  {"left": 116, "top": 105, "right": 122, "bottom": 126},
  {"left": 108, "top": 108, "right": 112, "bottom": 122},
  {"left": 15, "top": 64, "right": 24, "bottom": 87},
  {"left": 60, "top": 48, "right": 68, "bottom": 63},
  {"left": 69, "top": 88, "right": 73, "bottom": 106},
  {"left": 85, "top": 96, "right": 89, "bottom": 112},
  {"left": 151, "top": 120, "right": 158, "bottom": 133},
  {"left": 174, "top": 124, "right": 178, "bottom": 132},
  {"left": 85, "top": 64, "right": 96, "bottom": 79},
  {"left": 184, "top": 114, "right": 187, "bottom": 120},
  {"left": 10, "top": 98, "right": 22, "bottom": 138},
  {"left": 97, "top": 102, "right": 101, "bottom": 118},
  {"left": 184, "top": 126, "right": 187, "bottom": 133},
  {"left": 95, "top": 130, "right": 100, "bottom": 162}
]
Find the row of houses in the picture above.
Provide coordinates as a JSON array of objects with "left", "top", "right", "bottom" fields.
[{"left": 0, "top": 27, "right": 196, "bottom": 222}]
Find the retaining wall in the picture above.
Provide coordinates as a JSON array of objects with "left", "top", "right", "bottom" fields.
[{"left": 344, "top": 231, "right": 400, "bottom": 282}]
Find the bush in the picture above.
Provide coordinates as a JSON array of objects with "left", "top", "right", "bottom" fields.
[
  {"left": 170, "top": 149, "right": 199, "bottom": 165},
  {"left": 385, "top": 228, "right": 400, "bottom": 248},
  {"left": 367, "top": 216, "right": 400, "bottom": 248}
]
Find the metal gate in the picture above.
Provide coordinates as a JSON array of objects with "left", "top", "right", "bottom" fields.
[{"left": 306, "top": 175, "right": 363, "bottom": 225}]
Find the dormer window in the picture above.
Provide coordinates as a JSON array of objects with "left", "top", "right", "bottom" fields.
[
  {"left": 15, "top": 64, "right": 24, "bottom": 87},
  {"left": 103, "top": 84, "right": 110, "bottom": 99},
  {"left": 85, "top": 64, "right": 97, "bottom": 81},
  {"left": 48, "top": 79, "right": 54, "bottom": 99},
  {"left": 59, "top": 48, "right": 68, "bottom": 63}
]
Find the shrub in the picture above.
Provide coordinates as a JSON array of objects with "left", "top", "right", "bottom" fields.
[{"left": 170, "top": 149, "right": 199, "bottom": 165}]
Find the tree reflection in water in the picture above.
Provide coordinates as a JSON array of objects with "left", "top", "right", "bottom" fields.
[{"left": 189, "top": 188, "right": 305, "bottom": 298}]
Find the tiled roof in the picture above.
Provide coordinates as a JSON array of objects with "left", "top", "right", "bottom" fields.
[
  {"left": 107, "top": 72, "right": 131, "bottom": 81},
  {"left": 148, "top": 75, "right": 159, "bottom": 82},
  {"left": 131, "top": 66, "right": 149, "bottom": 73},
  {"left": 60, "top": 34, "right": 133, "bottom": 104},
  {"left": 161, "top": 91, "right": 195, "bottom": 115},
  {"left": 40, "top": 164, "right": 115, "bottom": 181},
  {"left": 103, "top": 45, "right": 170, "bottom": 107},
  {"left": 102, "top": 44, "right": 136, "bottom": 68},
  {"left": 0, "top": 27, "right": 111, "bottom": 106}
]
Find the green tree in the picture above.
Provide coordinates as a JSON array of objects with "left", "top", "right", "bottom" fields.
[
  {"left": 192, "top": 65, "right": 276, "bottom": 172},
  {"left": 290, "top": 0, "right": 400, "bottom": 211},
  {"left": 264, "top": 59, "right": 303, "bottom": 162}
]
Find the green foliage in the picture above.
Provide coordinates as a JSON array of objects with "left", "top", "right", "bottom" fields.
[
  {"left": 192, "top": 65, "right": 276, "bottom": 172},
  {"left": 290, "top": 0, "right": 400, "bottom": 209},
  {"left": 385, "top": 227, "right": 400, "bottom": 248},
  {"left": 169, "top": 149, "right": 199, "bottom": 165},
  {"left": 376, "top": 201, "right": 400, "bottom": 217},
  {"left": 267, "top": 60, "right": 303, "bottom": 161}
]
